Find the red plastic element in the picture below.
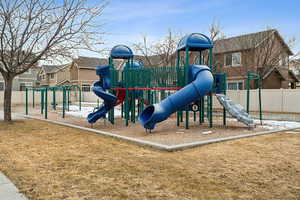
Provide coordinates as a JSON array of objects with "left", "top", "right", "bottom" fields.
[
  {"left": 115, "top": 89, "right": 126, "bottom": 105},
  {"left": 143, "top": 100, "right": 150, "bottom": 105},
  {"left": 111, "top": 87, "right": 181, "bottom": 91}
]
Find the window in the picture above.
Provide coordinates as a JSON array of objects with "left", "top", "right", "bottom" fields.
[
  {"left": 19, "top": 82, "right": 33, "bottom": 91},
  {"left": 224, "top": 54, "right": 232, "bottom": 66},
  {"left": 224, "top": 52, "right": 241, "bottom": 66},
  {"left": 227, "top": 81, "right": 243, "bottom": 90},
  {"left": 0, "top": 82, "right": 4, "bottom": 91},
  {"left": 82, "top": 84, "right": 91, "bottom": 92},
  {"left": 50, "top": 73, "right": 54, "bottom": 79}
]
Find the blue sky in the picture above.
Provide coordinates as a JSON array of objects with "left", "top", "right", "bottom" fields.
[{"left": 85, "top": 0, "right": 300, "bottom": 57}]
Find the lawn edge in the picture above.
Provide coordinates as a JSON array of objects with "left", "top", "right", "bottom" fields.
[{"left": 21, "top": 114, "right": 300, "bottom": 152}]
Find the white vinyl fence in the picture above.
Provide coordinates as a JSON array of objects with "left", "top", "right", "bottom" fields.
[
  {"left": 1, "top": 89, "right": 300, "bottom": 113},
  {"left": 213, "top": 89, "right": 300, "bottom": 113}
]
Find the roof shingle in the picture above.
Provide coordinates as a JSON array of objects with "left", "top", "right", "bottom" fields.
[
  {"left": 41, "top": 65, "right": 66, "bottom": 74},
  {"left": 213, "top": 29, "right": 293, "bottom": 55},
  {"left": 73, "top": 56, "right": 124, "bottom": 69}
]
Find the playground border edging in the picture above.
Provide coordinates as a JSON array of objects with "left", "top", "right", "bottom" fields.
[
  {"left": 23, "top": 115, "right": 170, "bottom": 151},
  {"left": 22, "top": 114, "right": 300, "bottom": 152}
]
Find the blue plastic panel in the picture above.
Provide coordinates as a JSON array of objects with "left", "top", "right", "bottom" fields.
[
  {"left": 177, "top": 33, "right": 213, "bottom": 51},
  {"left": 110, "top": 45, "right": 134, "bottom": 59}
]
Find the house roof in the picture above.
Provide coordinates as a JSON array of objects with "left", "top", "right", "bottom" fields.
[
  {"left": 73, "top": 56, "right": 107, "bottom": 69},
  {"left": 73, "top": 56, "right": 124, "bottom": 69},
  {"left": 214, "top": 29, "right": 293, "bottom": 55},
  {"left": 262, "top": 67, "right": 287, "bottom": 80},
  {"left": 41, "top": 64, "right": 66, "bottom": 74},
  {"left": 57, "top": 79, "right": 70, "bottom": 86},
  {"left": 262, "top": 67, "right": 299, "bottom": 82}
]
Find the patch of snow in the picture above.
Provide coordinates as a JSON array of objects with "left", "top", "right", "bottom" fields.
[
  {"left": 63, "top": 105, "right": 122, "bottom": 118},
  {"left": 74, "top": 101, "right": 103, "bottom": 105},
  {"left": 202, "top": 131, "right": 212, "bottom": 135},
  {"left": 254, "top": 119, "right": 300, "bottom": 130},
  {"left": 228, "top": 117, "right": 300, "bottom": 130}
]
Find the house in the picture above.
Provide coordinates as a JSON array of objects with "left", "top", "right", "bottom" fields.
[
  {"left": 38, "top": 64, "right": 68, "bottom": 87},
  {"left": 38, "top": 56, "right": 124, "bottom": 91},
  {"left": 212, "top": 29, "right": 298, "bottom": 89},
  {"left": 67, "top": 56, "right": 107, "bottom": 91},
  {"left": 68, "top": 56, "right": 124, "bottom": 91},
  {"left": 0, "top": 67, "right": 39, "bottom": 91},
  {"left": 290, "top": 52, "right": 300, "bottom": 87},
  {"left": 137, "top": 29, "right": 298, "bottom": 90}
]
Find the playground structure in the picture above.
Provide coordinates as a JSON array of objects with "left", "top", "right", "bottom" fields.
[
  {"left": 24, "top": 32, "right": 262, "bottom": 132},
  {"left": 25, "top": 85, "right": 82, "bottom": 119},
  {"left": 87, "top": 33, "right": 262, "bottom": 131},
  {"left": 87, "top": 45, "right": 145, "bottom": 124}
]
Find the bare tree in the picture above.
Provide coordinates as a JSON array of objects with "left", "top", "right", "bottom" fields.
[
  {"left": 132, "top": 34, "right": 156, "bottom": 66},
  {"left": 201, "top": 19, "right": 226, "bottom": 69},
  {"left": 153, "top": 30, "right": 180, "bottom": 66},
  {"left": 133, "top": 29, "right": 180, "bottom": 67},
  {"left": 0, "top": 0, "right": 106, "bottom": 122},
  {"left": 209, "top": 19, "right": 226, "bottom": 41}
]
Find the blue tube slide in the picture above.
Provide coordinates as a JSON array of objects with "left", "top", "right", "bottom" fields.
[
  {"left": 138, "top": 65, "right": 214, "bottom": 130},
  {"left": 87, "top": 65, "right": 117, "bottom": 124}
]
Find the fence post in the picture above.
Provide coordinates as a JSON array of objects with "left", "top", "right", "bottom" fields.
[
  {"left": 53, "top": 89, "right": 56, "bottom": 110},
  {"left": 25, "top": 88, "right": 28, "bottom": 115},
  {"left": 223, "top": 72, "right": 227, "bottom": 126},
  {"left": 258, "top": 85, "right": 262, "bottom": 125},
  {"left": 62, "top": 88, "right": 66, "bottom": 118},
  {"left": 185, "top": 47, "right": 189, "bottom": 129},
  {"left": 32, "top": 90, "right": 35, "bottom": 108},
  {"left": 45, "top": 88, "right": 48, "bottom": 119},
  {"left": 41, "top": 90, "right": 44, "bottom": 114},
  {"left": 246, "top": 70, "right": 250, "bottom": 113},
  {"left": 79, "top": 87, "right": 81, "bottom": 111}
]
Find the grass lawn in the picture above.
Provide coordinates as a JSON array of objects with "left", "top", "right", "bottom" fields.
[{"left": 0, "top": 120, "right": 299, "bottom": 200}]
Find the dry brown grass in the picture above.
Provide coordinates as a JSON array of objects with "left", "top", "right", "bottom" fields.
[{"left": 0, "top": 119, "right": 299, "bottom": 200}]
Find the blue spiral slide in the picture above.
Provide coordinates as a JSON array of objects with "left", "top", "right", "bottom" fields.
[
  {"left": 139, "top": 65, "right": 214, "bottom": 130},
  {"left": 87, "top": 65, "right": 117, "bottom": 124}
]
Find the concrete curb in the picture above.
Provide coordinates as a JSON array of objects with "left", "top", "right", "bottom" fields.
[
  {"left": 167, "top": 126, "right": 300, "bottom": 151},
  {"left": 23, "top": 115, "right": 170, "bottom": 151},
  {"left": 0, "top": 172, "right": 27, "bottom": 200},
  {"left": 22, "top": 114, "right": 300, "bottom": 152}
]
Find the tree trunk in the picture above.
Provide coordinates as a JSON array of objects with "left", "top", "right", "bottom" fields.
[{"left": 3, "top": 76, "right": 13, "bottom": 122}]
